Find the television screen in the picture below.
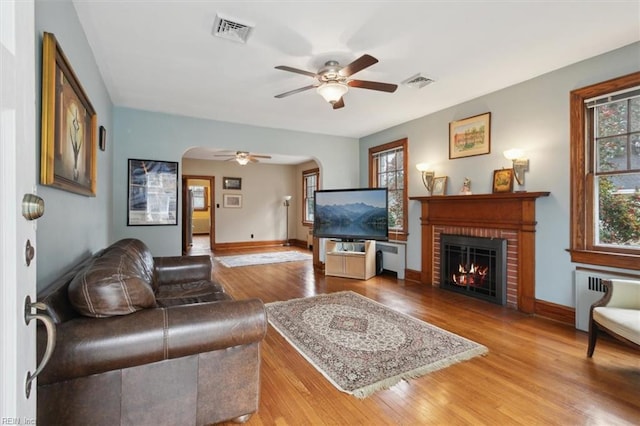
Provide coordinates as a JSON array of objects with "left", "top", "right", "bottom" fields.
[{"left": 313, "top": 188, "right": 388, "bottom": 241}]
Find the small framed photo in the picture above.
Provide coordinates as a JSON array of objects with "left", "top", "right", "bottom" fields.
[
  {"left": 432, "top": 176, "right": 448, "bottom": 196},
  {"left": 449, "top": 112, "right": 491, "bottom": 159},
  {"left": 99, "top": 126, "right": 106, "bottom": 151},
  {"left": 492, "top": 169, "right": 514, "bottom": 193},
  {"left": 223, "top": 177, "right": 242, "bottom": 190},
  {"left": 223, "top": 193, "right": 242, "bottom": 208}
]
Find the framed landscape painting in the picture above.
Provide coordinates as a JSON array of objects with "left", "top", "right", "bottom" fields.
[
  {"left": 449, "top": 112, "right": 491, "bottom": 159},
  {"left": 40, "top": 32, "right": 97, "bottom": 196}
]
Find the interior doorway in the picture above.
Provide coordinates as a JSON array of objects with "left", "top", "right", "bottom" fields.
[{"left": 182, "top": 175, "right": 214, "bottom": 254}]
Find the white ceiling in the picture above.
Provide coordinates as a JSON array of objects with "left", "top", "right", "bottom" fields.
[{"left": 73, "top": 0, "right": 640, "bottom": 164}]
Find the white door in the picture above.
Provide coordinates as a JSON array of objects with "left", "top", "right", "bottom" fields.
[{"left": 1, "top": 0, "right": 38, "bottom": 421}]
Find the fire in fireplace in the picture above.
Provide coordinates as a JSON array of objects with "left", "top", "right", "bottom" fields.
[{"left": 440, "top": 234, "right": 507, "bottom": 305}]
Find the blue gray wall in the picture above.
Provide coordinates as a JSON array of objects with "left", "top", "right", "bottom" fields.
[
  {"left": 35, "top": 0, "right": 113, "bottom": 290},
  {"left": 112, "top": 108, "right": 358, "bottom": 256},
  {"left": 360, "top": 41, "right": 640, "bottom": 307}
]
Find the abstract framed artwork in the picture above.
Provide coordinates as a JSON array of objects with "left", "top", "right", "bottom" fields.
[
  {"left": 449, "top": 112, "right": 491, "bottom": 159},
  {"left": 40, "top": 32, "right": 97, "bottom": 196},
  {"left": 492, "top": 168, "right": 514, "bottom": 193},
  {"left": 127, "top": 159, "right": 179, "bottom": 225}
]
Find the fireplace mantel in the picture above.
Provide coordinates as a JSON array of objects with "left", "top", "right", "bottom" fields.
[{"left": 409, "top": 191, "right": 550, "bottom": 313}]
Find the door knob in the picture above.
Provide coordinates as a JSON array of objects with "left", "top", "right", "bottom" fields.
[{"left": 22, "top": 193, "right": 45, "bottom": 221}]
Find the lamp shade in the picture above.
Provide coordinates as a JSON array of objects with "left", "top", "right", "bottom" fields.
[
  {"left": 317, "top": 82, "right": 348, "bottom": 103},
  {"left": 284, "top": 195, "right": 292, "bottom": 201},
  {"left": 416, "top": 163, "right": 431, "bottom": 172}
]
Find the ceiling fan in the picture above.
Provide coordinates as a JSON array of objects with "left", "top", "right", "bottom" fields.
[
  {"left": 213, "top": 151, "right": 272, "bottom": 165},
  {"left": 274, "top": 54, "right": 397, "bottom": 109}
]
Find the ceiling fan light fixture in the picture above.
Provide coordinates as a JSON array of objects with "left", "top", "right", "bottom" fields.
[
  {"left": 235, "top": 151, "right": 250, "bottom": 165},
  {"left": 317, "top": 81, "right": 348, "bottom": 103}
]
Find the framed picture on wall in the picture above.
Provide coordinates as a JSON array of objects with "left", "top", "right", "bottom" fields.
[
  {"left": 223, "top": 177, "right": 242, "bottom": 190},
  {"left": 40, "top": 32, "right": 97, "bottom": 196},
  {"left": 223, "top": 194, "right": 242, "bottom": 208},
  {"left": 449, "top": 112, "right": 491, "bottom": 159},
  {"left": 127, "top": 159, "right": 179, "bottom": 225}
]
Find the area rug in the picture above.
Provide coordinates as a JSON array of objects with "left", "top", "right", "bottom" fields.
[
  {"left": 266, "top": 291, "right": 488, "bottom": 399},
  {"left": 215, "top": 251, "right": 312, "bottom": 268}
]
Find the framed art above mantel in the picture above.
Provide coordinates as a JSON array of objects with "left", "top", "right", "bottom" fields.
[{"left": 449, "top": 112, "right": 491, "bottom": 159}]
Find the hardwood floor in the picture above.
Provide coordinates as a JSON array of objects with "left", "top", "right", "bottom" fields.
[{"left": 192, "top": 238, "right": 639, "bottom": 425}]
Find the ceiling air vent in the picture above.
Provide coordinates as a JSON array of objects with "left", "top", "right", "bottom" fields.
[
  {"left": 402, "top": 73, "right": 435, "bottom": 89},
  {"left": 212, "top": 14, "right": 253, "bottom": 43}
]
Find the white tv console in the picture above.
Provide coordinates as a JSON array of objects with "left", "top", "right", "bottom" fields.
[{"left": 325, "top": 240, "right": 376, "bottom": 280}]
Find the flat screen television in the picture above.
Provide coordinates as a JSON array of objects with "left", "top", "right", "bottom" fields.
[{"left": 313, "top": 188, "right": 388, "bottom": 241}]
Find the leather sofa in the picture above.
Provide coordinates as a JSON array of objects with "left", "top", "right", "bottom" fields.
[{"left": 36, "top": 238, "right": 267, "bottom": 425}]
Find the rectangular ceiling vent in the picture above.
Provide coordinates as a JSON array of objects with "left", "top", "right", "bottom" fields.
[
  {"left": 212, "top": 14, "right": 253, "bottom": 44},
  {"left": 402, "top": 73, "right": 435, "bottom": 89}
]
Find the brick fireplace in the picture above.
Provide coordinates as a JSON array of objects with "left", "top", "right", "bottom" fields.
[{"left": 409, "top": 192, "right": 549, "bottom": 313}]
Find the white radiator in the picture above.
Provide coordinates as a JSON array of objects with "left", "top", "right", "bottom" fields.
[
  {"left": 376, "top": 242, "right": 406, "bottom": 279},
  {"left": 574, "top": 269, "right": 638, "bottom": 331}
]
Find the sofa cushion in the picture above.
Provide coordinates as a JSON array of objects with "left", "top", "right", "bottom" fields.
[
  {"left": 155, "top": 280, "right": 231, "bottom": 307},
  {"left": 593, "top": 307, "right": 640, "bottom": 345},
  {"left": 108, "top": 238, "right": 155, "bottom": 286},
  {"left": 68, "top": 248, "right": 156, "bottom": 318}
]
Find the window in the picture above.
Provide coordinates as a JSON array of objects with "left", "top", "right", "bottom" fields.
[
  {"left": 189, "top": 185, "right": 208, "bottom": 211},
  {"left": 369, "top": 138, "right": 408, "bottom": 241},
  {"left": 569, "top": 72, "right": 640, "bottom": 270},
  {"left": 302, "top": 168, "right": 319, "bottom": 226}
]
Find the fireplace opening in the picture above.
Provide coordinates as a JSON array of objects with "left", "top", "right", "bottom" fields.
[{"left": 440, "top": 234, "right": 507, "bottom": 305}]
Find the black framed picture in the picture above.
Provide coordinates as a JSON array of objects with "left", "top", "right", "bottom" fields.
[
  {"left": 223, "top": 176, "right": 242, "bottom": 190},
  {"left": 127, "top": 159, "right": 178, "bottom": 225}
]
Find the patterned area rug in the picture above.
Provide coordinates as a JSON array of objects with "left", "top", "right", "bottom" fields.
[
  {"left": 215, "top": 251, "right": 312, "bottom": 268},
  {"left": 266, "top": 291, "right": 488, "bottom": 399}
]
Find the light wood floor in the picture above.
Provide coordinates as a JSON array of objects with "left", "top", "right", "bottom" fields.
[{"left": 191, "top": 238, "right": 639, "bottom": 425}]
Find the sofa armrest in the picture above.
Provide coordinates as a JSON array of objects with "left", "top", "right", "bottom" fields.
[
  {"left": 154, "top": 255, "right": 212, "bottom": 286},
  {"left": 37, "top": 298, "right": 266, "bottom": 385}
]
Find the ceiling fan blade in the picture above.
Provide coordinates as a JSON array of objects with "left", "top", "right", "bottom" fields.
[
  {"left": 274, "top": 85, "right": 317, "bottom": 98},
  {"left": 275, "top": 65, "right": 317, "bottom": 78},
  {"left": 348, "top": 79, "right": 398, "bottom": 93},
  {"left": 339, "top": 54, "right": 378, "bottom": 77},
  {"left": 250, "top": 155, "right": 272, "bottom": 159},
  {"left": 332, "top": 97, "right": 345, "bottom": 110},
  {"left": 249, "top": 157, "right": 259, "bottom": 163}
]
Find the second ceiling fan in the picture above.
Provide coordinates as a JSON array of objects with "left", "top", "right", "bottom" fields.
[
  {"left": 214, "top": 151, "right": 271, "bottom": 165},
  {"left": 274, "top": 54, "right": 397, "bottom": 109}
]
